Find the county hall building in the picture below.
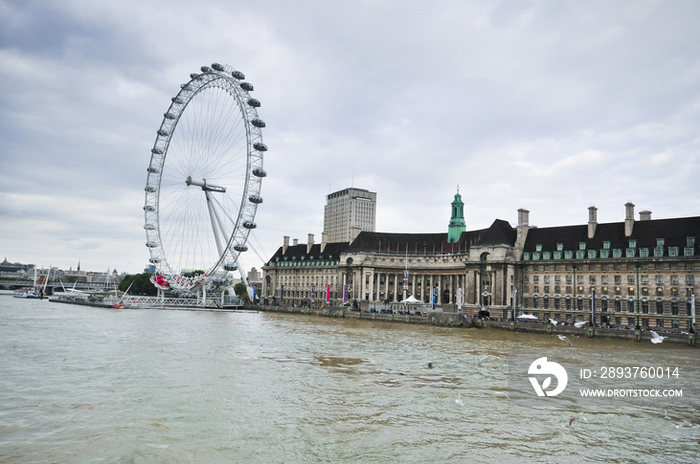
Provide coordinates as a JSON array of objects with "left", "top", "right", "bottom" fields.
[{"left": 261, "top": 189, "right": 699, "bottom": 330}]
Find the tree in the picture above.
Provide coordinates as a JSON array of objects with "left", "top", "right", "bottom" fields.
[
  {"left": 233, "top": 282, "right": 249, "bottom": 301},
  {"left": 118, "top": 273, "right": 157, "bottom": 296}
]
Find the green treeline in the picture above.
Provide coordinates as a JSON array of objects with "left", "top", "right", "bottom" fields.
[{"left": 118, "top": 273, "right": 157, "bottom": 296}]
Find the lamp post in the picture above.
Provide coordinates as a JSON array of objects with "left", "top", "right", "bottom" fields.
[
  {"left": 572, "top": 264, "right": 577, "bottom": 323},
  {"left": 635, "top": 262, "right": 641, "bottom": 330}
]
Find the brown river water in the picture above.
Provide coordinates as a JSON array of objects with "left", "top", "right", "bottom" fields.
[{"left": 1, "top": 295, "right": 699, "bottom": 463}]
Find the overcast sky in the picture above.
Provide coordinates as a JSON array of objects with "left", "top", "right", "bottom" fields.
[{"left": 1, "top": 0, "right": 699, "bottom": 274}]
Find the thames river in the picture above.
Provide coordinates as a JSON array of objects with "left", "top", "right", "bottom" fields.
[{"left": 1, "top": 295, "right": 699, "bottom": 463}]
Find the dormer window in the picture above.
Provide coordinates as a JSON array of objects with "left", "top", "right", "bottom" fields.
[
  {"left": 536, "top": 244, "right": 543, "bottom": 252},
  {"left": 688, "top": 237, "right": 696, "bottom": 248},
  {"left": 579, "top": 242, "right": 586, "bottom": 251},
  {"left": 556, "top": 243, "right": 564, "bottom": 251},
  {"left": 657, "top": 238, "right": 665, "bottom": 248},
  {"left": 603, "top": 241, "right": 611, "bottom": 249},
  {"left": 629, "top": 240, "right": 637, "bottom": 248}
]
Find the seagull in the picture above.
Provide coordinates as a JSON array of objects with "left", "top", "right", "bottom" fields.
[
  {"left": 574, "top": 321, "right": 588, "bottom": 328},
  {"left": 557, "top": 334, "right": 572, "bottom": 347},
  {"left": 650, "top": 331, "right": 668, "bottom": 344},
  {"left": 549, "top": 318, "right": 558, "bottom": 325},
  {"left": 479, "top": 355, "right": 503, "bottom": 361},
  {"left": 456, "top": 392, "right": 464, "bottom": 406}
]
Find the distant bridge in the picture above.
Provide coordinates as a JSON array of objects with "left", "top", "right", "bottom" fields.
[{"left": 0, "top": 280, "right": 114, "bottom": 294}]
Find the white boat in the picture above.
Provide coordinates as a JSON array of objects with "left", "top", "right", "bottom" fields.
[
  {"left": 13, "top": 266, "right": 53, "bottom": 299},
  {"left": 13, "top": 287, "right": 40, "bottom": 298}
]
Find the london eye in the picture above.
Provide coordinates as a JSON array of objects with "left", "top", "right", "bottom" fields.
[{"left": 143, "top": 63, "right": 267, "bottom": 295}]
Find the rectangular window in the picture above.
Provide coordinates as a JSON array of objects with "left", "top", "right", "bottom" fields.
[
  {"left": 642, "top": 287, "right": 649, "bottom": 297},
  {"left": 566, "top": 299, "right": 572, "bottom": 310},
  {"left": 628, "top": 300, "right": 634, "bottom": 312},
  {"left": 641, "top": 275, "right": 649, "bottom": 284},
  {"left": 615, "top": 287, "right": 621, "bottom": 296},
  {"left": 603, "top": 241, "right": 611, "bottom": 249},
  {"left": 642, "top": 301, "right": 649, "bottom": 314},
  {"left": 628, "top": 286, "right": 635, "bottom": 296},
  {"left": 627, "top": 275, "right": 635, "bottom": 284},
  {"left": 601, "top": 299, "right": 608, "bottom": 311},
  {"left": 588, "top": 250, "right": 597, "bottom": 259},
  {"left": 654, "top": 248, "right": 664, "bottom": 257},
  {"left": 601, "top": 276, "right": 609, "bottom": 284},
  {"left": 657, "top": 319, "right": 664, "bottom": 328},
  {"left": 672, "top": 301, "right": 679, "bottom": 315},
  {"left": 533, "top": 298, "right": 539, "bottom": 308},
  {"left": 557, "top": 243, "right": 564, "bottom": 251},
  {"left": 543, "top": 252, "right": 551, "bottom": 260},
  {"left": 615, "top": 317, "right": 621, "bottom": 325},
  {"left": 576, "top": 251, "right": 585, "bottom": 259},
  {"left": 615, "top": 300, "right": 622, "bottom": 312},
  {"left": 642, "top": 318, "right": 649, "bottom": 327},
  {"left": 614, "top": 275, "right": 622, "bottom": 284},
  {"left": 629, "top": 240, "right": 637, "bottom": 248},
  {"left": 686, "top": 248, "right": 695, "bottom": 256},
  {"left": 524, "top": 253, "right": 531, "bottom": 260},
  {"left": 613, "top": 249, "right": 622, "bottom": 258},
  {"left": 656, "top": 287, "right": 664, "bottom": 297},
  {"left": 589, "top": 275, "right": 596, "bottom": 284},
  {"left": 600, "top": 250, "right": 609, "bottom": 259},
  {"left": 671, "top": 288, "right": 678, "bottom": 297},
  {"left": 687, "top": 275, "right": 695, "bottom": 285},
  {"left": 544, "top": 285, "right": 550, "bottom": 294},
  {"left": 626, "top": 249, "right": 636, "bottom": 258},
  {"left": 640, "top": 248, "right": 649, "bottom": 258},
  {"left": 656, "top": 301, "right": 664, "bottom": 314},
  {"left": 602, "top": 286, "right": 608, "bottom": 295},
  {"left": 628, "top": 318, "right": 635, "bottom": 326},
  {"left": 555, "top": 298, "right": 560, "bottom": 310},
  {"left": 577, "top": 299, "right": 584, "bottom": 311},
  {"left": 669, "top": 247, "right": 678, "bottom": 257},
  {"left": 544, "top": 298, "right": 549, "bottom": 309},
  {"left": 565, "top": 251, "right": 573, "bottom": 259},
  {"left": 688, "top": 237, "right": 696, "bottom": 247},
  {"left": 536, "top": 244, "right": 542, "bottom": 252},
  {"left": 672, "top": 320, "right": 680, "bottom": 329}
]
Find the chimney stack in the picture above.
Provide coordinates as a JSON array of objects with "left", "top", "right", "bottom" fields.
[
  {"left": 625, "top": 202, "right": 635, "bottom": 237},
  {"left": 639, "top": 210, "right": 652, "bottom": 221},
  {"left": 283, "top": 236, "right": 289, "bottom": 254},
  {"left": 321, "top": 231, "right": 328, "bottom": 253},
  {"left": 293, "top": 238, "right": 298, "bottom": 246},
  {"left": 588, "top": 206, "right": 598, "bottom": 239},
  {"left": 517, "top": 208, "right": 530, "bottom": 227},
  {"left": 307, "top": 234, "right": 314, "bottom": 253}
]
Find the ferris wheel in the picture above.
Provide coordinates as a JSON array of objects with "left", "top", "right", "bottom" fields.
[{"left": 143, "top": 63, "right": 267, "bottom": 291}]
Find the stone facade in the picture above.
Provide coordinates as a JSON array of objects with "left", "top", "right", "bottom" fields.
[{"left": 262, "top": 197, "right": 699, "bottom": 330}]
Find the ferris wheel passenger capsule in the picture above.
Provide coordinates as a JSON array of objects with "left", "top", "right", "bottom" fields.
[
  {"left": 251, "top": 118, "right": 265, "bottom": 128},
  {"left": 212, "top": 63, "right": 225, "bottom": 71},
  {"left": 248, "top": 195, "right": 263, "bottom": 204},
  {"left": 240, "top": 82, "right": 254, "bottom": 92},
  {"left": 201, "top": 66, "right": 213, "bottom": 73},
  {"left": 252, "top": 168, "right": 267, "bottom": 177},
  {"left": 243, "top": 221, "right": 257, "bottom": 229},
  {"left": 233, "top": 244, "right": 248, "bottom": 252},
  {"left": 253, "top": 142, "right": 267, "bottom": 151},
  {"left": 232, "top": 70, "right": 245, "bottom": 80},
  {"left": 247, "top": 98, "right": 261, "bottom": 108},
  {"left": 224, "top": 263, "right": 237, "bottom": 271}
]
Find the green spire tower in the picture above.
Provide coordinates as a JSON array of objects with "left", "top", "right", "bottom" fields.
[{"left": 447, "top": 187, "right": 466, "bottom": 243}]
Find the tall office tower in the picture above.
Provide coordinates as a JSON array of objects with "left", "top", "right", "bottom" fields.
[{"left": 323, "top": 188, "right": 377, "bottom": 243}]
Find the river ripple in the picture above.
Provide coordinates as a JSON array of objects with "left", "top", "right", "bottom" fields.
[{"left": 1, "top": 295, "right": 698, "bottom": 463}]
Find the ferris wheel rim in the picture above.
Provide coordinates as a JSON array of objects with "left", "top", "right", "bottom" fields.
[{"left": 143, "top": 63, "right": 266, "bottom": 284}]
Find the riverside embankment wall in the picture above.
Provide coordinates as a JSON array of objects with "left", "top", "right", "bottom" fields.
[{"left": 255, "top": 305, "right": 697, "bottom": 346}]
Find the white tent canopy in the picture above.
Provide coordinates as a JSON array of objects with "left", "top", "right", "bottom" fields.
[
  {"left": 400, "top": 295, "right": 423, "bottom": 304},
  {"left": 518, "top": 314, "right": 539, "bottom": 320}
]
